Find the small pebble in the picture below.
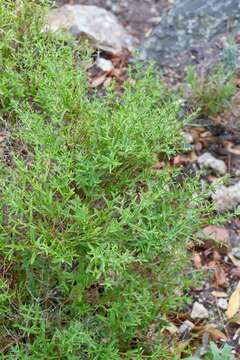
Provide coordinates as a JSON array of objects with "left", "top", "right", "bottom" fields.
[
  {"left": 179, "top": 320, "right": 195, "bottom": 336},
  {"left": 150, "top": 16, "right": 162, "bottom": 24},
  {"left": 191, "top": 302, "right": 209, "bottom": 319},
  {"left": 96, "top": 58, "right": 114, "bottom": 72},
  {"left": 217, "top": 298, "right": 228, "bottom": 311},
  {"left": 182, "top": 131, "right": 194, "bottom": 144},
  {"left": 197, "top": 152, "right": 226, "bottom": 175},
  {"left": 212, "top": 181, "right": 240, "bottom": 212}
]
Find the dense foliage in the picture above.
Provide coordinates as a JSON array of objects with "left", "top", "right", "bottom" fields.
[{"left": 0, "top": 1, "right": 207, "bottom": 358}]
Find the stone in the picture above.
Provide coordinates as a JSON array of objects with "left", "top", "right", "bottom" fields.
[
  {"left": 212, "top": 181, "right": 240, "bottom": 212},
  {"left": 182, "top": 131, "right": 194, "bottom": 144},
  {"left": 197, "top": 152, "right": 227, "bottom": 175},
  {"left": 96, "top": 58, "right": 114, "bottom": 72},
  {"left": 179, "top": 320, "right": 195, "bottom": 336},
  {"left": 217, "top": 298, "right": 228, "bottom": 310},
  {"left": 191, "top": 302, "right": 209, "bottom": 319},
  {"left": 139, "top": 0, "right": 240, "bottom": 69},
  {"left": 229, "top": 230, "right": 240, "bottom": 248},
  {"left": 45, "top": 5, "right": 137, "bottom": 54}
]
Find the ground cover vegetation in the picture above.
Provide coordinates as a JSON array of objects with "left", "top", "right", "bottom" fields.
[{"left": 0, "top": 1, "right": 209, "bottom": 358}]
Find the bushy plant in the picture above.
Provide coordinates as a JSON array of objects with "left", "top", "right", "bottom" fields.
[
  {"left": 0, "top": 1, "right": 208, "bottom": 358},
  {"left": 185, "top": 65, "right": 235, "bottom": 117}
]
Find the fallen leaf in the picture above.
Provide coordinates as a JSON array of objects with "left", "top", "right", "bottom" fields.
[
  {"left": 229, "top": 253, "right": 240, "bottom": 267},
  {"left": 195, "top": 141, "right": 203, "bottom": 152},
  {"left": 207, "top": 175, "right": 218, "bottom": 183},
  {"left": 214, "top": 267, "right": 228, "bottom": 288},
  {"left": 176, "top": 340, "right": 190, "bottom": 355},
  {"left": 200, "top": 131, "right": 212, "bottom": 138},
  {"left": 207, "top": 260, "right": 218, "bottom": 269},
  {"left": 229, "top": 313, "right": 240, "bottom": 325},
  {"left": 0, "top": 132, "right": 7, "bottom": 143},
  {"left": 172, "top": 155, "right": 188, "bottom": 166},
  {"left": 90, "top": 74, "right": 107, "bottom": 88},
  {"left": 193, "top": 253, "right": 202, "bottom": 269},
  {"left": 212, "top": 291, "right": 228, "bottom": 298},
  {"left": 197, "top": 226, "right": 229, "bottom": 254},
  {"left": 226, "top": 281, "right": 240, "bottom": 319},
  {"left": 111, "top": 68, "right": 123, "bottom": 79},
  {"left": 204, "top": 324, "right": 227, "bottom": 341},
  {"left": 232, "top": 219, "right": 240, "bottom": 228},
  {"left": 152, "top": 161, "right": 165, "bottom": 170},
  {"left": 190, "top": 127, "right": 205, "bottom": 139},
  {"left": 161, "top": 322, "right": 178, "bottom": 335},
  {"left": 213, "top": 251, "right": 221, "bottom": 262},
  {"left": 225, "top": 142, "right": 240, "bottom": 155},
  {"left": 199, "top": 226, "right": 229, "bottom": 244},
  {"left": 232, "top": 268, "right": 240, "bottom": 278},
  {"left": 103, "top": 77, "right": 112, "bottom": 88}
]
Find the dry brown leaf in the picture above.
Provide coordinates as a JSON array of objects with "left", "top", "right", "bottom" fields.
[
  {"left": 232, "top": 268, "right": 240, "bottom": 278},
  {"left": 176, "top": 340, "right": 191, "bottom": 355},
  {"left": 152, "top": 161, "right": 165, "bottom": 170},
  {"left": 190, "top": 151, "right": 198, "bottom": 162},
  {"left": 90, "top": 74, "right": 107, "bottom": 88},
  {"left": 207, "top": 260, "right": 218, "bottom": 269},
  {"left": 214, "top": 267, "right": 228, "bottom": 288},
  {"left": 204, "top": 324, "right": 227, "bottom": 341},
  {"left": 212, "top": 291, "right": 228, "bottom": 298},
  {"left": 226, "top": 281, "right": 240, "bottom": 319},
  {"left": 207, "top": 175, "right": 218, "bottom": 183},
  {"left": 195, "top": 142, "right": 203, "bottom": 152},
  {"left": 229, "top": 253, "right": 240, "bottom": 267},
  {"left": 197, "top": 226, "right": 229, "bottom": 255},
  {"left": 193, "top": 252, "right": 202, "bottom": 269},
  {"left": 0, "top": 132, "right": 7, "bottom": 143},
  {"left": 103, "top": 77, "right": 112, "bottom": 88},
  {"left": 200, "top": 131, "right": 212, "bottom": 138},
  {"left": 111, "top": 68, "right": 122, "bottom": 79},
  {"left": 160, "top": 323, "right": 178, "bottom": 335},
  {"left": 225, "top": 142, "right": 240, "bottom": 155},
  {"left": 172, "top": 153, "right": 196, "bottom": 166},
  {"left": 172, "top": 155, "right": 188, "bottom": 166},
  {"left": 229, "top": 313, "right": 240, "bottom": 325},
  {"left": 198, "top": 226, "right": 229, "bottom": 244},
  {"left": 213, "top": 251, "right": 221, "bottom": 262}
]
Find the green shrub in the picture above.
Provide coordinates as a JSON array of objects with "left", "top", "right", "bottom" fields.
[
  {"left": 0, "top": 1, "right": 208, "bottom": 358},
  {"left": 185, "top": 65, "right": 235, "bottom": 117}
]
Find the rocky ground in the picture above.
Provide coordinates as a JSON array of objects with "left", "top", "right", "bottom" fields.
[
  {"left": 52, "top": 1, "right": 240, "bottom": 357},
  {"left": 57, "top": 0, "right": 169, "bottom": 40}
]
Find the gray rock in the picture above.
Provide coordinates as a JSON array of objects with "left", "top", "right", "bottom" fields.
[
  {"left": 217, "top": 298, "right": 228, "bottom": 310},
  {"left": 179, "top": 320, "right": 195, "bottom": 336},
  {"left": 191, "top": 302, "right": 209, "bottom": 319},
  {"left": 45, "top": 5, "right": 137, "bottom": 54},
  {"left": 139, "top": 0, "right": 240, "bottom": 69},
  {"left": 182, "top": 131, "right": 194, "bottom": 144},
  {"left": 212, "top": 181, "right": 240, "bottom": 212},
  {"left": 197, "top": 152, "right": 227, "bottom": 175}
]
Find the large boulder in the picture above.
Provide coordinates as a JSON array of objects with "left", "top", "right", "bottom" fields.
[
  {"left": 45, "top": 5, "right": 137, "bottom": 54},
  {"left": 139, "top": 0, "right": 240, "bottom": 69}
]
